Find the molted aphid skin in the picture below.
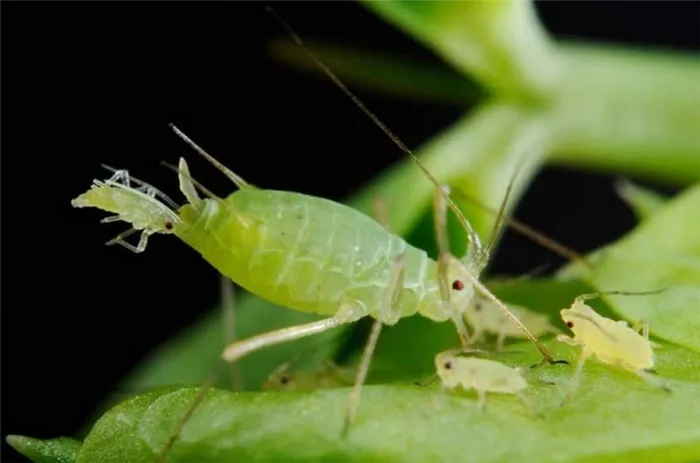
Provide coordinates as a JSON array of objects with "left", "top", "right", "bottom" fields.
[
  {"left": 557, "top": 293, "right": 670, "bottom": 397},
  {"left": 434, "top": 350, "right": 534, "bottom": 415}
]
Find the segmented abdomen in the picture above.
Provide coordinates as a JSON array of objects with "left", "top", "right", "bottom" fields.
[{"left": 203, "top": 189, "right": 438, "bottom": 321}]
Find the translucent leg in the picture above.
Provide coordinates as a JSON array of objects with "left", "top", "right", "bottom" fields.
[
  {"left": 221, "top": 276, "right": 241, "bottom": 391},
  {"left": 343, "top": 197, "right": 406, "bottom": 436}
]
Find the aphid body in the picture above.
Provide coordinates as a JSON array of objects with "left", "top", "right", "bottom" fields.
[
  {"left": 557, "top": 292, "right": 669, "bottom": 394},
  {"left": 262, "top": 360, "right": 354, "bottom": 392},
  {"left": 434, "top": 350, "right": 533, "bottom": 414},
  {"left": 465, "top": 295, "right": 560, "bottom": 350}
]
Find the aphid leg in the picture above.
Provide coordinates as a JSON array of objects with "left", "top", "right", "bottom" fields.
[
  {"left": 469, "top": 326, "right": 485, "bottom": 346},
  {"left": 563, "top": 348, "right": 592, "bottom": 403},
  {"left": 432, "top": 186, "right": 473, "bottom": 348},
  {"left": 103, "top": 166, "right": 131, "bottom": 186},
  {"left": 631, "top": 319, "right": 650, "bottom": 341},
  {"left": 221, "top": 275, "right": 241, "bottom": 391},
  {"left": 100, "top": 216, "right": 122, "bottom": 224},
  {"left": 170, "top": 124, "right": 252, "bottom": 190},
  {"left": 515, "top": 391, "right": 538, "bottom": 417},
  {"left": 476, "top": 389, "right": 488, "bottom": 412},
  {"left": 105, "top": 228, "right": 150, "bottom": 253},
  {"left": 461, "top": 269, "right": 568, "bottom": 367},
  {"left": 157, "top": 315, "right": 351, "bottom": 462},
  {"left": 495, "top": 331, "right": 508, "bottom": 352},
  {"left": 637, "top": 369, "right": 672, "bottom": 393},
  {"left": 343, "top": 198, "right": 406, "bottom": 437},
  {"left": 221, "top": 316, "right": 346, "bottom": 363}
]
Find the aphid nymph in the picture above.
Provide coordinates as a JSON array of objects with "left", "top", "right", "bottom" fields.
[
  {"left": 435, "top": 350, "right": 534, "bottom": 415},
  {"left": 465, "top": 295, "right": 560, "bottom": 351},
  {"left": 557, "top": 290, "right": 670, "bottom": 397}
]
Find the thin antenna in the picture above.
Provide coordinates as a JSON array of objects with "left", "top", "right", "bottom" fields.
[
  {"left": 265, "top": 6, "right": 483, "bottom": 256},
  {"left": 576, "top": 288, "right": 668, "bottom": 303},
  {"left": 169, "top": 124, "right": 251, "bottom": 190},
  {"left": 451, "top": 186, "right": 591, "bottom": 268},
  {"left": 484, "top": 154, "right": 529, "bottom": 261}
]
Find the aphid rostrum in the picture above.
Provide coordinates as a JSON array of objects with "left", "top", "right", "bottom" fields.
[
  {"left": 556, "top": 289, "right": 671, "bottom": 398},
  {"left": 434, "top": 349, "right": 535, "bottom": 415}
]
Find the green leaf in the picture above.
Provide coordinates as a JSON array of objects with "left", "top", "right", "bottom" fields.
[
  {"left": 614, "top": 178, "right": 669, "bottom": 221},
  {"left": 6, "top": 435, "right": 82, "bottom": 463},
  {"left": 362, "top": 0, "right": 561, "bottom": 101},
  {"left": 74, "top": 279, "right": 700, "bottom": 462},
  {"left": 559, "top": 184, "right": 700, "bottom": 352}
]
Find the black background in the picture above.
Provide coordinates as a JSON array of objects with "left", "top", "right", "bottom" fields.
[{"left": 2, "top": 2, "right": 698, "bottom": 462}]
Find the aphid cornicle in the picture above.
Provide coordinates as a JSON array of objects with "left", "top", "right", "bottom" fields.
[
  {"left": 556, "top": 290, "right": 671, "bottom": 398},
  {"left": 435, "top": 350, "right": 535, "bottom": 415}
]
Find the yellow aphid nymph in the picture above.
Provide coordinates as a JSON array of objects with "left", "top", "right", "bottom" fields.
[
  {"left": 434, "top": 350, "right": 534, "bottom": 415},
  {"left": 557, "top": 290, "right": 670, "bottom": 395}
]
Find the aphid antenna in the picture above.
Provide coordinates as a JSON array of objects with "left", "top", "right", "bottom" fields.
[
  {"left": 450, "top": 186, "right": 591, "bottom": 269},
  {"left": 481, "top": 151, "right": 531, "bottom": 269},
  {"left": 576, "top": 288, "right": 669, "bottom": 303},
  {"left": 155, "top": 361, "right": 229, "bottom": 463},
  {"left": 169, "top": 123, "right": 252, "bottom": 190},
  {"left": 265, "top": 5, "right": 567, "bottom": 367},
  {"left": 414, "top": 373, "right": 438, "bottom": 388},
  {"left": 264, "top": 5, "right": 483, "bottom": 260}
]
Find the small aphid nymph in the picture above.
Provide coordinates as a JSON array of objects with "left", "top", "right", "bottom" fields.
[
  {"left": 465, "top": 295, "right": 560, "bottom": 351},
  {"left": 434, "top": 350, "right": 534, "bottom": 415},
  {"left": 261, "top": 360, "right": 354, "bottom": 392},
  {"left": 556, "top": 290, "right": 670, "bottom": 396}
]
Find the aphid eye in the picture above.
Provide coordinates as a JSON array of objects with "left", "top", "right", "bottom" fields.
[
  {"left": 474, "top": 303, "right": 482, "bottom": 311},
  {"left": 443, "top": 361, "right": 452, "bottom": 370},
  {"left": 164, "top": 221, "right": 174, "bottom": 231},
  {"left": 566, "top": 321, "right": 574, "bottom": 328},
  {"left": 279, "top": 375, "right": 290, "bottom": 385},
  {"left": 452, "top": 280, "right": 464, "bottom": 291}
]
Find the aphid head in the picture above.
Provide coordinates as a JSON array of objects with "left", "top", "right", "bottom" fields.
[
  {"left": 444, "top": 256, "right": 477, "bottom": 307},
  {"left": 560, "top": 300, "right": 598, "bottom": 331},
  {"left": 261, "top": 362, "right": 295, "bottom": 391},
  {"left": 434, "top": 350, "right": 460, "bottom": 384}
]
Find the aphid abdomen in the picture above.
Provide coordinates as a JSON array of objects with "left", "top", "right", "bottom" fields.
[{"left": 179, "top": 189, "right": 430, "bottom": 321}]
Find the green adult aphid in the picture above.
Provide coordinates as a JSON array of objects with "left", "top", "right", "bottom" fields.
[{"left": 71, "top": 8, "right": 577, "bottom": 460}]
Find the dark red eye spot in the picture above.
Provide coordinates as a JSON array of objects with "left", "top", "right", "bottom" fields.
[
  {"left": 280, "top": 375, "right": 290, "bottom": 385},
  {"left": 566, "top": 321, "right": 574, "bottom": 328},
  {"left": 443, "top": 361, "right": 452, "bottom": 370},
  {"left": 452, "top": 280, "right": 464, "bottom": 291},
  {"left": 164, "top": 221, "right": 173, "bottom": 231}
]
